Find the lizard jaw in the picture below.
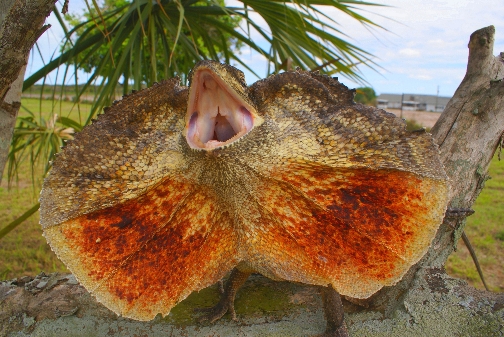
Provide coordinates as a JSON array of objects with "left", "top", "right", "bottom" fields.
[{"left": 185, "top": 69, "right": 257, "bottom": 150}]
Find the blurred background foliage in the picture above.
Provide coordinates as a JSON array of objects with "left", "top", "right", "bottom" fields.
[{"left": 354, "top": 86, "right": 376, "bottom": 106}]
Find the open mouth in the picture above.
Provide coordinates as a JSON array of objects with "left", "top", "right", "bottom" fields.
[{"left": 185, "top": 69, "right": 259, "bottom": 150}]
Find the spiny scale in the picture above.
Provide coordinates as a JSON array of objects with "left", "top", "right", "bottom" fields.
[{"left": 40, "top": 61, "right": 448, "bottom": 321}]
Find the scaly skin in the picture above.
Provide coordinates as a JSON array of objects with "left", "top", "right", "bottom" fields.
[{"left": 40, "top": 61, "right": 449, "bottom": 335}]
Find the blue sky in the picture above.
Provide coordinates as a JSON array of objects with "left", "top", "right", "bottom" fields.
[
  {"left": 338, "top": 0, "right": 504, "bottom": 97},
  {"left": 28, "top": 0, "right": 504, "bottom": 98}
]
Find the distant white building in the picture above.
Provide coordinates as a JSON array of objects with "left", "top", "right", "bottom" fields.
[{"left": 376, "top": 93, "right": 451, "bottom": 112}]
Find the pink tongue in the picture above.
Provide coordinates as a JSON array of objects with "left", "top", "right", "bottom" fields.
[{"left": 215, "top": 113, "right": 236, "bottom": 141}]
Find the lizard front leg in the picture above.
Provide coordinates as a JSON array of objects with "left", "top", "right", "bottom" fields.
[
  {"left": 317, "top": 285, "right": 350, "bottom": 337},
  {"left": 197, "top": 267, "right": 252, "bottom": 323}
]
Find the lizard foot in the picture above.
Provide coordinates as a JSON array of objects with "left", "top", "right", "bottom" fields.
[
  {"left": 444, "top": 207, "right": 474, "bottom": 219},
  {"left": 195, "top": 268, "right": 251, "bottom": 323},
  {"left": 196, "top": 297, "right": 237, "bottom": 323}
]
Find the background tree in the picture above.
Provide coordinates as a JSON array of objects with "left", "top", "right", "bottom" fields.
[
  {"left": 0, "top": 0, "right": 56, "bottom": 186},
  {"left": 354, "top": 86, "right": 377, "bottom": 106},
  {"left": 60, "top": 0, "right": 242, "bottom": 85}
]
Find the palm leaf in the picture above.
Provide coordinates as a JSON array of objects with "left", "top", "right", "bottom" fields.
[
  {"left": 5, "top": 0, "right": 387, "bottom": 240},
  {"left": 0, "top": 203, "right": 41, "bottom": 241},
  {"left": 23, "top": 0, "right": 385, "bottom": 111}
]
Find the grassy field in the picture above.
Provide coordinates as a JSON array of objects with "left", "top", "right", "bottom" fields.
[
  {"left": 23, "top": 84, "right": 124, "bottom": 103},
  {"left": 0, "top": 99, "right": 502, "bottom": 293},
  {"left": 0, "top": 98, "right": 91, "bottom": 279},
  {"left": 446, "top": 154, "right": 504, "bottom": 292},
  {"left": 19, "top": 97, "right": 92, "bottom": 126}
]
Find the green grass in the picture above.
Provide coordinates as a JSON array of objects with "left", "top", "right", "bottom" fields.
[
  {"left": 0, "top": 162, "right": 67, "bottom": 280},
  {"left": 0, "top": 97, "right": 93, "bottom": 279},
  {"left": 24, "top": 84, "right": 123, "bottom": 98},
  {"left": 446, "top": 154, "right": 504, "bottom": 292},
  {"left": 19, "top": 97, "right": 92, "bottom": 126}
]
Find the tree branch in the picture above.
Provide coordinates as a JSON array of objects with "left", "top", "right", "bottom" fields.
[{"left": 0, "top": 0, "right": 56, "bottom": 183}]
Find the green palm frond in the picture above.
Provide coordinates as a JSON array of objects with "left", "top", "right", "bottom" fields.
[
  {"left": 7, "top": 110, "right": 78, "bottom": 188},
  {"left": 23, "top": 0, "right": 385, "bottom": 122}
]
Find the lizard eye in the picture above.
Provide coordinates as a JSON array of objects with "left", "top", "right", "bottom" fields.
[{"left": 185, "top": 70, "right": 256, "bottom": 150}]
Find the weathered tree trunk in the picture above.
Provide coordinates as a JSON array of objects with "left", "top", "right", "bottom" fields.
[
  {"left": 1, "top": 26, "right": 503, "bottom": 337},
  {"left": 0, "top": 0, "right": 56, "bottom": 183}
]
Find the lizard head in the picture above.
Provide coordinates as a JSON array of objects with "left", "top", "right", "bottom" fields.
[{"left": 185, "top": 61, "right": 263, "bottom": 150}]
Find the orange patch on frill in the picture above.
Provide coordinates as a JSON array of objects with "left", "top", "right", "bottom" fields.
[
  {"left": 246, "top": 163, "right": 434, "bottom": 294},
  {"left": 57, "top": 177, "right": 239, "bottom": 318}
]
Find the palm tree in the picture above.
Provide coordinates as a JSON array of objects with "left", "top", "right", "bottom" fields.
[{"left": 1, "top": 0, "right": 385, "bottom": 239}]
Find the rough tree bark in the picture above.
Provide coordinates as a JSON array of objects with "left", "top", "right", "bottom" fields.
[
  {"left": 1, "top": 26, "right": 503, "bottom": 337},
  {"left": 0, "top": 0, "right": 56, "bottom": 183}
]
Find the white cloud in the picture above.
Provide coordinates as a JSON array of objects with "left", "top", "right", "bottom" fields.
[
  {"left": 399, "top": 48, "right": 421, "bottom": 57},
  {"left": 410, "top": 74, "right": 432, "bottom": 81},
  {"left": 322, "top": 0, "right": 504, "bottom": 95}
]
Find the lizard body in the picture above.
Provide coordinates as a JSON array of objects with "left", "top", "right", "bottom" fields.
[{"left": 40, "top": 61, "right": 448, "bottom": 334}]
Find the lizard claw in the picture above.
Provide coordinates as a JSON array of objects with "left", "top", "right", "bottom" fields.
[
  {"left": 195, "top": 268, "right": 251, "bottom": 323},
  {"left": 195, "top": 297, "right": 237, "bottom": 323}
]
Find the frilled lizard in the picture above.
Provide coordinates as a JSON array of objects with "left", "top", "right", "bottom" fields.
[{"left": 40, "top": 61, "right": 449, "bottom": 336}]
